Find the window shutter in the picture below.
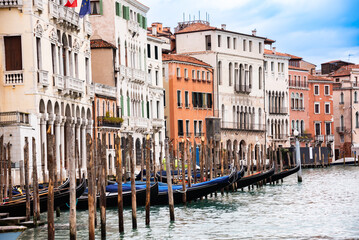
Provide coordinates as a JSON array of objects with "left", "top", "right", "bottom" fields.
[
  {"left": 99, "top": 0, "right": 103, "bottom": 15},
  {"left": 120, "top": 95, "right": 124, "bottom": 116},
  {"left": 115, "top": 2, "right": 120, "bottom": 16},
  {"left": 4, "top": 36, "right": 22, "bottom": 71},
  {"left": 125, "top": 6, "right": 130, "bottom": 20},
  {"left": 142, "top": 16, "right": 147, "bottom": 29},
  {"left": 142, "top": 101, "right": 144, "bottom": 117},
  {"left": 137, "top": 13, "right": 141, "bottom": 24},
  {"left": 127, "top": 96, "right": 130, "bottom": 116}
]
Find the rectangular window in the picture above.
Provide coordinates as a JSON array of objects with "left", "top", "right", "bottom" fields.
[
  {"left": 324, "top": 85, "right": 330, "bottom": 95},
  {"left": 90, "top": 0, "right": 102, "bottom": 15},
  {"left": 155, "top": 70, "right": 158, "bottom": 85},
  {"left": 207, "top": 72, "right": 210, "bottom": 81},
  {"left": 205, "top": 35, "right": 211, "bottom": 50},
  {"left": 218, "top": 35, "right": 221, "bottom": 47},
  {"left": 278, "top": 63, "right": 280, "bottom": 73},
  {"left": 326, "top": 122, "right": 331, "bottom": 135},
  {"left": 197, "top": 70, "right": 201, "bottom": 80},
  {"left": 4, "top": 36, "right": 22, "bottom": 71},
  {"left": 314, "top": 85, "right": 319, "bottom": 95},
  {"left": 184, "top": 68, "right": 188, "bottom": 79},
  {"left": 177, "top": 90, "right": 181, "bottom": 107},
  {"left": 185, "top": 91, "right": 189, "bottom": 108},
  {"left": 194, "top": 120, "right": 198, "bottom": 136},
  {"left": 154, "top": 46, "right": 158, "bottom": 60},
  {"left": 289, "top": 75, "right": 291, "bottom": 85},
  {"left": 122, "top": 5, "right": 129, "bottom": 20},
  {"left": 243, "top": 39, "right": 246, "bottom": 51},
  {"left": 147, "top": 44, "right": 151, "bottom": 58},
  {"left": 281, "top": 63, "right": 284, "bottom": 72},
  {"left": 325, "top": 103, "right": 330, "bottom": 114},
  {"left": 207, "top": 93, "right": 212, "bottom": 108},
  {"left": 186, "top": 120, "right": 190, "bottom": 136},
  {"left": 264, "top": 61, "right": 267, "bottom": 71},
  {"left": 156, "top": 101, "right": 160, "bottom": 119},
  {"left": 227, "top": 37, "right": 230, "bottom": 49},
  {"left": 199, "top": 120, "right": 203, "bottom": 135},
  {"left": 314, "top": 102, "right": 320, "bottom": 114},
  {"left": 259, "top": 42, "right": 262, "bottom": 54},
  {"left": 163, "top": 90, "right": 166, "bottom": 106},
  {"left": 233, "top": 38, "right": 236, "bottom": 49},
  {"left": 74, "top": 53, "right": 78, "bottom": 78},
  {"left": 85, "top": 57, "right": 90, "bottom": 83},
  {"left": 51, "top": 43, "right": 57, "bottom": 74},
  {"left": 178, "top": 120, "right": 183, "bottom": 136},
  {"left": 202, "top": 71, "right": 205, "bottom": 81},
  {"left": 192, "top": 92, "right": 197, "bottom": 108},
  {"left": 249, "top": 40, "right": 252, "bottom": 52},
  {"left": 192, "top": 70, "right": 195, "bottom": 80},
  {"left": 177, "top": 68, "right": 181, "bottom": 78},
  {"left": 115, "top": 2, "right": 121, "bottom": 16},
  {"left": 315, "top": 122, "right": 321, "bottom": 135},
  {"left": 271, "top": 62, "right": 274, "bottom": 72}
]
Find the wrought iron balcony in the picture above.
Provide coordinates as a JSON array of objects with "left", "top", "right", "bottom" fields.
[
  {"left": 0, "top": 111, "right": 29, "bottom": 125},
  {"left": 4, "top": 70, "right": 23, "bottom": 85}
]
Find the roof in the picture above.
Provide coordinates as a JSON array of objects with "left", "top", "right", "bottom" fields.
[
  {"left": 264, "top": 38, "right": 276, "bottom": 44},
  {"left": 264, "top": 49, "right": 291, "bottom": 58},
  {"left": 330, "top": 64, "right": 359, "bottom": 77},
  {"left": 308, "top": 75, "right": 333, "bottom": 81},
  {"left": 162, "top": 54, "right": 212, "bottom": 67},
  {"left": 175, "top": 22, "right": 266, "bottom": 39},
  {"left": 322, "top": 60, "right": 354, "bottom": 65},
  {"left": 90, "top": 39, "right": 116, "bottom": 49},
  {"left": 289, "top": 66, "right": 309, "bottom": 71}
]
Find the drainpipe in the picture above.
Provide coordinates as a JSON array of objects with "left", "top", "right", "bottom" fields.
[
  {"left": 263, "top": 60, "right": 267, "bottom": 153},
  {"left": 216, "top": 52, "right": 219, "bottom": 118}
]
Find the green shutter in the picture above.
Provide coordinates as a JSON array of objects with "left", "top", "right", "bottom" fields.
[
  {"left": 142, "top": 101, "right": 144, "bottom": 118},
  {"left": 124, "top": 6, "right": 130, "bottom": 20},
  {"left": 137, "top": 13, "right": 141, "bottom": 24},
  {"left": 121, "top": 95, "right": 124, "bottom": 116},
  {"left": 115, "top": 2, "right": 120, "bottom": 16},
  {"left": 127, "top": 96, "right": 130, "bottom": 116},
  {"left": 99, "top": 0, "right": 103, "bottom": 15},
  {"left": 122, "top": 6, "right": 126, "bottom": 19},
  {"left": 142, "top": 16, "right": 147, "bottom": 29}
]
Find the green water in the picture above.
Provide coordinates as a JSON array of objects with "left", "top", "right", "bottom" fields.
[{"left": 19, "top": 166, "right": 359, "bottom": 239}]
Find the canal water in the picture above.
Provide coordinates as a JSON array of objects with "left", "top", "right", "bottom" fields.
[{"left": 19, "top": 166, "right": 359, "bottom": 239}]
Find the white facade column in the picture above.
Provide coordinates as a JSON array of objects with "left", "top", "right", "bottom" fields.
[
  {"left": 55, "top": 117, "right": 61, "bottom": 174},
  {"left": 40, "top": 117, "right": 48, "bottom": 182},
  {"left": 81, "top": 122, "right": 86, "bottom": 174},
  {"left": 60, "top": 119, "right": 65, "bottom": 180}
]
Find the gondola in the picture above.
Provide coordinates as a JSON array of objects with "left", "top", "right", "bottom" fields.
[
  {"left": 267, "top": 165, "right": 300, "bottom": 182},
  {"left": 0, "top": 178, "right": 86, "bottom": 217},
  {"left": 152, "top": 170, "right": 237, "bottom": 205},
  {"left": 155, "top": 170, "right": 203, "bottom": 184},
  {"left": 236, "top": 165, "right": 275, "bottom": 189},
  {"left": 76, "top": 181, "right": 159, "bottom": 209}
]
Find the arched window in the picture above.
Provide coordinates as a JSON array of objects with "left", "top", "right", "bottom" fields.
[
  {"left": 356, "top": 112, "right": 359, "bottom": 128},
  {"left": 295, "top": 93, "right": 299, "bottom": 109},
  {"left": 218, "top": 61, "right": 222, "bottom": 85},
  {"left": 291, "top": 93, "right": 295, "bottom": 109},
  {"left": 258, "top": 108, "right": 262, "bottom": 126},
  {"left": 221, "top": 104, "right": 225, "bottom": 122},
  {"left": 229, "top": 62, "right": 233, "bottom": 86},
  {"left": 102, "top": 100, "right": 105, "bottom": 116},
  {"left": 296, "top": 120, "right": 299, "bottom": 131},
  {"left": 97, "top": 99, "right": 100, "bottom": 117},
  {"left": 258, "top": 67, "right": 262, "bottom": 89},
  {"left": 291, "top": 120, "right": 295, "bottom": 132},
  {"left": 340, "top": 92, "right": 344, "bottom": 104},
  {"left": 355, "top": 91, "right": 358, "bottom": 103},
  {"left": 239, "top": 64, "right": 243, "bottom": 88},
  {"left": 300, "top": 93, "right": 304, "bottom": 109},
  {"left": 301, "top": 120, "right": 304, "bottom": 133},
  {"left": 340, "top": 115, "right": 344, "bottom": 128},
  {"left": 249, "top": 65, "right": 252, "bottom": 89}
]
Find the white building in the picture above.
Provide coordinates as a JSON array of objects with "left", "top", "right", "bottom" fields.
[
  {"left": 175, "top": 21, "right": 266, "bottom": 161},
  {"left": 0, "top": 0, "right": 94, "bottom": 184},
  {"left": 264, "top": 48, "right": 290, "bottom": 147}
]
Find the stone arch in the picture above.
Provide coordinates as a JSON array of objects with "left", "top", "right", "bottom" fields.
[
  {"left": 47, "top": 100, "right": 53, "bottom": 114},
  {"left": 81, "top": 107, "right": 86, "bottom": 119},
  {"left": 54, "top": 102, "right": 60, "bottom": 115},
  {"left": 87, "top": 108, "right": 92, "bottom": 120},
  {"left": 65, "top": 104, "right": 71, "bottom": 118},
  {"left": 39, "top": 99, "right": 46, "bottom": 113}
]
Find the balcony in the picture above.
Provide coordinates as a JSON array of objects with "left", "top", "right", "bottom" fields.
[
  {"left": 237, "top": 85, "right": 251, "bottom": 94},
  {"left": 185, "top": 132, "right": 192, "bottom": 137},
  {"left": 194, "top": 132, "right": 205, "bottom": 137},
  {"left": 128, "top": 20, "right": 139, "bottom": 33},
  {"left": 296, "top": 133, "right": 312, "bottom": 142},
  {"left": 48, "top": 0, "right": 59, "bottom": 18},
  {"left": 86, "top": 84, "right": 94, "bottom": 98},
  {"left": 33, "top": 0, "right": 43, "bottom": 11},
  {"left": 84, "top": 20, "right": 92, "bottom": 36},
  {"left": 0, "top": 0, "right": 22, "bottom": 7},
  {"left": 53, "top": 74, "right": 64, "bottom": 90},
  {"left": 152, "top": 118, "right": 164, "bottom": 128},
  {"left": 326, "top": 135, "right": 334, "bottom": 142},
  {"left": 38, "top": 69, "right": 49, "bottom": 87},
  {"left": 221, "top": 121, "right": 265, "bottom": 132},
  {"left": 133, "top": 117, "right": 149, "bottom": 129},
  {"left": 315, "top": 135, "right": 324, "bottom": 142},
  {"left": 336, "top": 127, "right": 346, "bottom": 134},
  {"left": 132, "top": 69, "right": 146, "bottom": 83},
  {"left": 97, "top": 116, "right": 123, "bottom": 128},
  {"left": 58, "top": 5, "right": 79, "bottom": 28},
  {"left": 65, "top": 76, "right": 84, "bottom": 94},
  {"left": 95, "top": 83, "right": 116, "bottom": 98},
  {"left": 269, "top": 107, "right": 288, "bottom": 115},
  {"left": 4, "top": 70, "right": 23, "bottom": 86},
  {"left": 271, "top": 134, "right": 288, "bottom": 141},
  {"left": 0, "top": 111, "right": 29, "bottom": 125}
]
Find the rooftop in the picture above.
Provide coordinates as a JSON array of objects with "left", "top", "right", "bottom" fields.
[
  {"left": 330, "top": 64, "right": 359, "bottom": 77},
  {"left": 322, "top": 60, "right": 354, "bottom": 65},
  {"left": 90, "top": 39, "right": 116, "bottom": 49},
  {"left": 162, "top": 54, "right": 212, "bottom": 67},
  {"left": 308, "top": 75, "right": 333, "bottom": 81}
]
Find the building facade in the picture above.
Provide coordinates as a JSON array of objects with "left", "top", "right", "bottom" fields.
[
  {"left": 175, "top": 21, "right": 266, "bottom": 161},
  {"left": 163, "top": 54, "right": 214, "bottom": 150},
  {"left": 0, "top": 0, "right": 94, "bottom": 184}
]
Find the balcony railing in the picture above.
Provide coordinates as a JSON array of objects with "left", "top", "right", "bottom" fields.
[
  {"left": 152, "top": 118, "right": 164, "bottom": 128},
  {"left": 0, "top": 0, "right": 22, "bottom": 7},
  {"left": 87, "top": 84, "right": 94, "bottom": 98},
  {"left": 315, "top": 135, "right": 324, "bottom": 142},
  {"left": 269, "top": 107, "right": 288, "bottom": 114},
  {"left": 84, "top": 20, "right": 92, "bottom": 36},
  {"left": 95, "top": 83, "right": 116, "bottom": 98},
  {"left": 237, "top": 85, "right": 251, "bottom": 94},
  {"left": 4, "top": 70, "right": 23, "bottom": 85},
  {"left": 271, "top": 134, "right": 288, "bottom": 141},
  {"left": 33, "top": 0, "right": 43, "bottom": 11},
  {"left": 38, "top": 69, "right": 49, "bottom": 87},
  {"left": 53, "top": 74, "right": 64, "bottom": 90},
  {"left": 97, "top": 116, "right": 123, "bottom": 128},
  {"left": 221, "top": 121, "right": 265, "bottom": 131},
  {"left": 0, "top": 111, "right": 29, "bottom": 125},
  {"left": 336, "top": 127, "right": 346, "bottom": 134},
  {"left": 65, "top": 76, "right": 84, "bottom": 94},
  {"left": 133, "top": 117, "right": 149, "bottom": 129},
  {"left": 194, "top": 132, "right": 205, "bottom": 137},
  {"left": 48, "top": 0, "right": 59, "bottom": 18},
  {"left": 128, "top": 20, "right": 139, "bottom": 33},
  {"left": 58, "top": 5, "right": 79, "bottom": 28},
  {"left": 132, "top": 69, "right": 146, "bottom": 83},
  {"left": 326, "top": 135, "right": 334, "bottom": 142}
]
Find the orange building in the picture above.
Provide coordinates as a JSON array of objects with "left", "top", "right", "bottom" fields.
[
  {"left": 163, "top": 54, "right": 214, "bottom": 149},
  {"left": 308, "top": 75, "right": 334, "bottom": 149}
]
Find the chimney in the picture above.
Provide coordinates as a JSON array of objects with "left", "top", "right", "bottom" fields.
[
  {"left": 221, "top": 24, "right": 226, "bottom": 30},
  {"left": 152, "top": 27, "right": 157, "bottom": 36},
  {"left": 252, "top": 29, "right": 257, "bottom": 36},
  {"left": 273, "top": 47, "right": 276, "bottom": 53}
]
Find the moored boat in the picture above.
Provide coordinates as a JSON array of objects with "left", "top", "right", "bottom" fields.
[
  {"left": 236, "top": 166, "right": 275, "bottom": 189},
  {"left": 268, "top": 165, "right": 300, "bottom": 182}
]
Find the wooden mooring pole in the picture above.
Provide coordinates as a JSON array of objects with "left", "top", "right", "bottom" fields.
[
  {"left": 181, "top": 139, "right": 187, "bottom": 203},
  {"left": 0, "top": 135, "right": 3, "bottom": 202},
  {"left": 67, "top": 126, "right": 76, "bottom": 240},
  {"left": 24, "top": 137, "right": 30, "bottom": 222},
  {"left": 7, "top": 142, "right": 12, "bottom": 202},
  {"left": 47, "top": 133, "right": 55, "bottom": 240},
  {"left": 100, "top": 134, "right": 107, "bottom": 239},
  {"left": 3, "top": 145, "right": 7, "bottom": 200},
  {"left": 114, "top": 135, "right": 124, "bottom": 234},
  {"left": 32, "top": 138, "right": 39, "bottom": 227},
  {"left": 165, "top": 139, "right": 175, "bottom": 221},
  {"left": 145, "top": 135, "right": 151, "bottom": 226},
  {"left": 129, "top": 135, "right": 137, "bottom": 229},
  {"left": 86, "top": 134, "right": 95, "bottom": 240}
]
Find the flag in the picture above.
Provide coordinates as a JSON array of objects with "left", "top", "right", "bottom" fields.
[
  {"left": 64, "top": 0, "right": 77, "bottom": 8},
  {"left": 79, "top": 0, "right": 91, "bottom": 18}
]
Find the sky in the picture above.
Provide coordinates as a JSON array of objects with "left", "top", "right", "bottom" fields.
[{"left": 141, "top": 0, "right": 359, "bottom": 68}]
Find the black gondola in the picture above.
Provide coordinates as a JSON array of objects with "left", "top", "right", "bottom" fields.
[
  {"left": 153, "top": 170, "right": 237, "bottom": 205},
  {"left": 268, "top": 165, "right": 300, "bottom": 182},
  {"left": 0, "top": 178, "right": 86, "bottom": 217},
  {"left": 76, "top": 181, "right": 159, "bottom": 209},
  {"left": 236, "top": 166, "right": 275, "bottom": 189}
]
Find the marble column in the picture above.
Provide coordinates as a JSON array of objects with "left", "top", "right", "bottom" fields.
[
  {"left": 81, "top": 121, "right": 86, "bottom": 174},
  {"left": 40, "top": 117, "right": 47, "bottom": 182},
  {"left": 60, "top": 118, "right": 65, "bottom": 180},
  {"left": 55, "top": 116, "right": 61, "bottom": 175}
]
